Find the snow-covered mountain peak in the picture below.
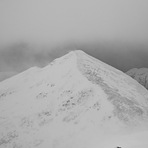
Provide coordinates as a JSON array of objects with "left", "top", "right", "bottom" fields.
[{"left": 1, "top": 50, "right": 148, "bottom": 148}]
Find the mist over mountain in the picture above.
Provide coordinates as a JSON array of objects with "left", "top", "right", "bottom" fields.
[
  {"left": 0, "top": 41, "right": 148, "bottom": 82},
  {"left": 0, "top": 0, "right": 148, "bottom": 84},
  {"left": 0, "top": 71, "right": 17, "bottom": 82},
  {"left": 0, "top": 50, "right": 148, "bottom": 148}
]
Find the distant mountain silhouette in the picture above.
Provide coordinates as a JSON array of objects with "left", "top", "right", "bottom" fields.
[{"left": 126, "top": 68, "right": 148, "bottom": 90}]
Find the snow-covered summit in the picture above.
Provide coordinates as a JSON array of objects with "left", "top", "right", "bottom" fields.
[{"left": 1, "top": 50, "right": 148, "bottom": 148}]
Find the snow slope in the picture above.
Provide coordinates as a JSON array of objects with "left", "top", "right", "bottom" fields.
[{"left": 0, "top": 50, "right": 148, "bottom": 148}]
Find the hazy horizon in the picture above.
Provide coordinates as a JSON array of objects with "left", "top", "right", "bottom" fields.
[
  {"left": 0, "top": 41, "right": 147, "bottom": 72},
  {"left": 0, "top": 0, "right": 148, "bottom": 81}
]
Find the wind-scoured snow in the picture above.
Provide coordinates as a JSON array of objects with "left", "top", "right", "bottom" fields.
[{"left": 0, "top": 50, "right": 148, "bottom": 148}]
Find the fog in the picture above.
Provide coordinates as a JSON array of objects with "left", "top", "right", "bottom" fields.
[
  {"left": 0, "top": 0, "right": 148, "bottom": 81},
  {"left": 1, "top": 0, "right": 148, "bottom": 45},
  {"left": 0, "top": 41, "right": 147, "bottom": 72}
]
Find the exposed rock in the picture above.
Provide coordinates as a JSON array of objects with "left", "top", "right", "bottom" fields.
[{"left": 126, "top": 68, "right": 148, "bottom": 90}]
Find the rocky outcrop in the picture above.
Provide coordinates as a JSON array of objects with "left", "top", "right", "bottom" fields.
[{"left": 126, "top": 68, "right": 148, "bottom": 90}]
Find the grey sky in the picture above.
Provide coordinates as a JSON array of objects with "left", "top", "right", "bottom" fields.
[
  {"left": 0, "top": 0, "right": 148, "bottom": 45},
  {"left": 0, "top": 0, "right": 148, "bottom": 81}
]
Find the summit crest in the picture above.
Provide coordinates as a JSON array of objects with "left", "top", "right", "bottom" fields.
[{"left": 0, "top": 50, "right": 148, "bottom": 148}]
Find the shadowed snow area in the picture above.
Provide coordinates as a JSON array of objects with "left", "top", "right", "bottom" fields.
[{"left": 1, "top": 50, "right": 148, "bottom": 148}]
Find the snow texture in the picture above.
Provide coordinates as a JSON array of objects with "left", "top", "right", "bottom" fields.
[{"left": 0, "top": 50, "right": 148, "bottom": 148}]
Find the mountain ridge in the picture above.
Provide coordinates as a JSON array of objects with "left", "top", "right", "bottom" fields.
[{"left": 1, "top": 50, "right": 148, "bottom": 148}]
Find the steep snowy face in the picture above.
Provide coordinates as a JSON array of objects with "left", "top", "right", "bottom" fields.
[
  {"left": 75, "top": 50, "right": 148, "bottom": 126},
  {"left": 0, "top": 50, "right": 148, "bottom": 148}
]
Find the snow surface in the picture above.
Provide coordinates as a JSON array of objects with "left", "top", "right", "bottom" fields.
[{"left": 0, "top": 50, "right": 148, "bottom": 148}]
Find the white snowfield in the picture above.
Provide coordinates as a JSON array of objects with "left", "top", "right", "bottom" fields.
[{"left": 0, "top": 50, "right": 148, "bottom": 148}]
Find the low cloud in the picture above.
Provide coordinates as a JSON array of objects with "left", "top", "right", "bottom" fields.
[
  {"left": 0, "top": 42, "right": 70, "bottom": 72},
  {"left": 0, "top": 41, "right": 147, "bottom": 77},
  {"left": 68, "top": 41, "right": 148, "bottom": 72}
]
